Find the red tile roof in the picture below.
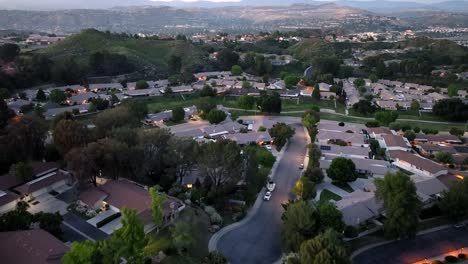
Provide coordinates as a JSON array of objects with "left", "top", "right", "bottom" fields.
[
  {"left": 0, "top": 229, "right": 68, "bottom": 264},
  {"left": 366, "top": 127, "right": 392, "bottom": 135}
]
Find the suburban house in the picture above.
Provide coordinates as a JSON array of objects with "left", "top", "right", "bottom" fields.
[
  {"left": 47, "top": 85, "right": 86, "bottom": 94},
  {"left": 0, "top": 229, "right": 69, "bottom": 264},
  {"left": 89, "top": 83, "right": 123, "bottom": 92},
  {"left": 0, "top": 190, "right": 20, "bottom": 214},
  {"left": 14, "top": 170, "right": 71, "bottom": 201},
  {"left": 418, "top": 143, "right": 457, "bottom": 156},
  {"left": 388, "top": 150, "right": 448, "bottom": 178},
  {"left": 381, "top": 134, "right": 411, "bottom": 151},
  {"left": 161, "top": 85, "right": 194, "bottom": 94},
  {"left": 79, "top": 179, "right": 185, "bottom": 234},
  {"left": 320, "top": 92, "right": 336, "bottom": 100},
  {"left": 317, "top": 121, "right": 367, "bottom": 146},
  {"left": 318, "top": 144, "right": 370, "bottom": 159},
  {"left": 68, "top": 92, "right": 98, "bottom": 105},
  {"left": 412, "top": 176, "right": 447, "bottom": 206},
  {"left": 124, "top": 88, "right": 160, "bottom": 97},
  {"left": 223, "top": 131, "right": 273, "bottom": 146},
  {"left": 145, "top": 106, "right": 198, "bottom": 126},
  {"left": 318, "top": 82, "right": 331, "bottom": 92},
  {"left": 365, "top": 127, "right": 392, "bottom": 139},
  {"left": 268, "top": 80, "right": 285, "bottom": 90},
  {"left": 414, "top": 133, "right": 463, "bottom": 145},
  {"left": 44, "top": 104, "right": 89, "bottom": 120},
  {"left": 7, "top": 99, "right": 31, "bottom": 114},
  {"left": 172, "top": 128, "right": 206, "bottom": 140},
  {"left": 334, "top": 190, "right": 381, "bottom": 226},
  {"left": 320, "top": 155, "right": 391, "bottom": 177}
]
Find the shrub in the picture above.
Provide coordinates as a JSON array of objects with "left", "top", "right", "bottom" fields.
[
  {"left": 210, "top": 212, "right": 223, "bottom": 225},
  {"left": 445, "top": 255, "right": 458, "bottom": 263},
  {"left": 365, "top": 121, "right": 380, "bottom": 128},
  {"left": 458, "top": 254, "right": 466, "bottom": 259},
  {"left": 344, "top": 225, "right": 358, "bottom": 238},
  {"left": 204, "top": 206, "right": 217, "bottom": 216}
]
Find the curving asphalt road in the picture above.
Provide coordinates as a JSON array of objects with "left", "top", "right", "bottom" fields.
[
  {"left": 352, "top": 226, "right": 468, "bottom": 264},
  {"left": 216, "top": 123, "right": 308, "bottom": 264}
]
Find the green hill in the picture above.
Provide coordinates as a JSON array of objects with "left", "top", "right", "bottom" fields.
[
  {"left": 36, "top": 29, "right": 209, "bottom": 76},
  {"left": 287, "top": 38, "right": 336, "bottom": 63}
]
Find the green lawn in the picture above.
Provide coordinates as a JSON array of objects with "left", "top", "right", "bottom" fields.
[
  {"left": 332, "top": 182, "right": 354, "bottom": 193},
  {"left": 319, "top": 189, "right": 342, "bottom": 203}
]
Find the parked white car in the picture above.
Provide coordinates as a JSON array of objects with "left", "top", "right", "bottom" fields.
[
  {"left": 265, "top": 145, "right": 272, "bottom": 150},
  {"left": 264, "top": 191, "right": 272, "bottom": 201},
  {"left": 267, "top": 181, "right": 276, "bottom": 192}
]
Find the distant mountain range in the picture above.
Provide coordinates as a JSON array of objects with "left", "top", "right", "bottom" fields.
[
  {"left": 0, "top": 3, "right": 404, "bottom": 34},
  {"left": 0, "top": 0, "right": 467, "bottom": 13}
]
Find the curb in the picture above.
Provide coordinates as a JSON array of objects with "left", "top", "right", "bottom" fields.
[
  {"left": 350, "top": 223, "right": 465, "bottom": 259},
  {"left": 208, "top": 140, "right": 290, "bottom": 252}
]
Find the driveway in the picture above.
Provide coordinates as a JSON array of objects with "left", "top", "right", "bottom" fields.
[
  {"left": 28, "top": 192, "right": 69, "bottom": 215},
  {"left": 215, "top": 123, "right": 307, "bottom": 264},
  {"left": 353, "top": 226, "right": 468, "bottom": 264}
]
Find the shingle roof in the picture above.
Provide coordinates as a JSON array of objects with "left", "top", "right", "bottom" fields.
[
  {"left": 0, "top": 229, "right": 68, "bottom": 264},
  {"left": 388, "top": 150, "right": 446, "bottom": 174},
  {"left": 382, "top": 134, "right": 409, "bottom": 148},
  {"left": 15, "top": 171, "right": 67, "bottom": 195}
]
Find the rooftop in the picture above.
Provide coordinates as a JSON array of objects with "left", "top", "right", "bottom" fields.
[
  {"left": 388, "top": 150, "right": 446, "bottom": 174},
  {"left": 0, "top": 229, "right": 68, "bottom": 264}
]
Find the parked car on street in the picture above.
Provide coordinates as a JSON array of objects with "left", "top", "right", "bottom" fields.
[
  {"left": 267, "top": 181, "right": 276, "bottom": 192},
  {"left": 299, "top": 163, "right": 304, "bottom": 169},
  {"left": 264, "top": 191, "right": 272, "bottom": 201}
]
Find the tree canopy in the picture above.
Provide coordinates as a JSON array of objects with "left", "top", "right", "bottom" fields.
[
  {"left": 298, "top": 229, "right": 350, "bottom": 264},
  {"left": 257, "top": 92, "right": 282, "bottom": 113},
  {"left": 281, "top": 200, "right": 319, "bottom": 252},
  {"left": 326, "top": 157, "right": 357, "bottom": 185},
  {"left": 269, "top": 122, "right": 295, "bottom": 150},
  {"left": 375, "top": 172, "right": 421, "bottom": 239}
]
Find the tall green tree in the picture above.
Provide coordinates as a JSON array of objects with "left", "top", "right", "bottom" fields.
[
  {"left": 282, "top": 200, "right": 319, "bottom": 252},
  {"left": 237, "top": 95, "right": 255, "bottom": 110},
  {"left": 197, "top": 140, "right": 242, "bottom": 189},
  {"left": 135, "top": 80, "right": 149, "bottom": 90},
  {"left": 9, "top": 161, "right": 33, "bottom": 182},
  {"left": 375, "top": 111, "right": 398, "bottom": 126},
  {"left": 53, "top": 119, "right": 89, "bottom": 156},
  {"left": 48, "top": 89, "right": 67, "bottom": 104},
  {"left": 171, "top": 106, "right": 185, "bottom": 122},
  {"left": 292, "top": 177, "right": 316, "bottom": 200},
  {"left": 318, "top": 201, "right": 345, "bottom": 232},
  {"left": 410, "top": 100, "right": 420, "bottom": 111},
  {"left": 375, "top": 172, "right": 422, "bottom": 239},
  {"left": 435, "top": 151, "right": 454, "bottom": 164},
  {"left": 206, "top": 109, "right": 227, "bottom": 124},
  {"left": 170, "top": 222, "right": 194, "bottom": 253},
  {"left": 256, "top": 92, "right": 282, "bottom": 113},
  {"left": 269, "top": 122, "right": 295, "bottom": 150},
  {"left": 166, "top": 137, "right": 197, "bottom": 183},
  {"left": 63, "top": 240, "right": 101, "bottom": 264},
  {"left": 111, "top": 208, "right": 148, "bottom": 264},
  {"left": 326, "top": 157, "right": 358, "bottom": 185},
  {"left": 149, "top": 187, "right": 166, "bottom": 228},
  {"left": 440, "top": 179, "right": 468, "bottom": 221},
  {"left": 448, "top": 84, "right": 459, "bottom": 97},
  {"left": 36, "top": 89, "right": 46, "bottom": 101},
  {"left": 298, "top": 229, "right": 350, "bottom": 264},
  {"left": 231, "top": 65, "right": 243, "bottom": 76},
  {"left": 312, "top": 86, "right": 321, "bottom": 101}
]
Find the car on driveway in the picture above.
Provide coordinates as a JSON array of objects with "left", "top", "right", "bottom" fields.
[
  {"left": 265, "top": 145, "right": 272, "bottom": 150},
  {"left": 264, "top": 191, "right": 272, "bottom": 201},
  {"left": 454, "top": 223, "right": 465, "bottom": 228},
  {"left": 299, "top": 163, "right": 304, "bottom": 169}
]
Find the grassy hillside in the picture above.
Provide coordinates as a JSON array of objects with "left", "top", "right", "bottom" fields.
[
  {"left": 36, "top": 29, "right": 209, "bottom": 76},
  {"left": 287, "top": 38, "right": 336, "bottom": 63}
]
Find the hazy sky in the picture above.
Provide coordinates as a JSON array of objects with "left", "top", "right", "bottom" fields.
[{"left": 0, "top": 0, "right": 459, "bottom": 11}]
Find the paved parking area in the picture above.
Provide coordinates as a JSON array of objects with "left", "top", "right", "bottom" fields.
[{"left": 28, "top": 193, "right": 68, "bottom": 215}]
